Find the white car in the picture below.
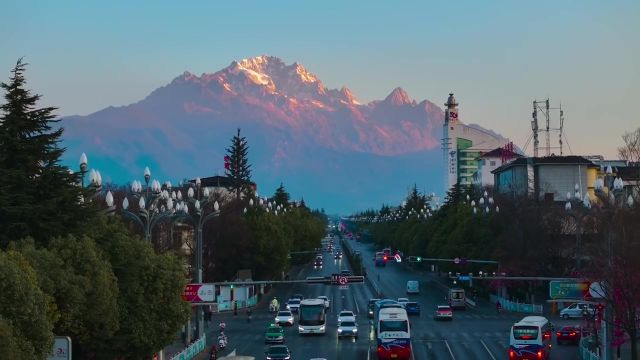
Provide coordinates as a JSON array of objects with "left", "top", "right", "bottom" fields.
[
  {"left": 317, "top": 296, "right": 331, "bottom": 309},
  {"left": 337, "top": 318, "right": 358, "bottom": 339},
  {"left": 397, "top": 298, "right": 410, "bottom": 307},
  {"left": 275, "top": 310, "right": 294, "bottom": 326},
  {"left": 338, "top": 310, "right": 356, "bottom": 324},
  {"left": 286, "top": 299, "right": 301, "bottom": 313}
]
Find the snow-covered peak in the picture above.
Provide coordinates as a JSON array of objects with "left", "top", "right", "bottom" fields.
[
  {"left": 340, "top": 86, "right": 359, "bottom": 104},
  {"left": 384, "top": 87, "right": 413, "bottom": 106}
]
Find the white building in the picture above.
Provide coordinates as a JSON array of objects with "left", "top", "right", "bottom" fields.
[{"left": 442, "top": 93, "right": 511, "bottom": 192}]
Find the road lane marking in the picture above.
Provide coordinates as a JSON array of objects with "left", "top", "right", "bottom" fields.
[
  {"left": 444, "top": 340, "right": 456, "bottom": 359},
  {"left": 353, "top": 291, "right": 360, "bottom": 314},
  {"left": 480, "top": 339, "right": 497, "bottom": 360},
  {"left": 427, "top": 342, "right": 432, "bottom": 350}
]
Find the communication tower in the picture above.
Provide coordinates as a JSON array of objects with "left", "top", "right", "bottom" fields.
[{"left": 531, "top": 99, "right": 564, "bottom": 157}]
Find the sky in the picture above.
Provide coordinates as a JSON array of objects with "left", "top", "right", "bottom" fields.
[{"left": 1, "top": 0, "right": 638, "bottom": 159}]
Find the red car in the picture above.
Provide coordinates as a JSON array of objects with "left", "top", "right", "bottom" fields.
[{"left": 556, "top": 325, "right": 582, "bottom": 345}]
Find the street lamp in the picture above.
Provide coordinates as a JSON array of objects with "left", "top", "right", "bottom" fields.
[
  {"left": 175, "top": 177, "right": 220, "bottom": 340},
  {"left": 119, "top": 167, "right": 177, "bottom": 242}
]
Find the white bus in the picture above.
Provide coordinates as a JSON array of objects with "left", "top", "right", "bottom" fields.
[
  {"left": 509, "top": 316, "right": 553, "bottom": 360},
  {"left": 298, "top": 299, "right": 326, "bottom": 335},
  {"left": 376, "top": 308, "right": 412, "bottom": 360}
]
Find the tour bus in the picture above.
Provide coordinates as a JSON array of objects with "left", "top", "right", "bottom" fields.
[
  {"left": 374, "top": 252, "right": 387, "bottom": 267},
  {"left": 377, "top": 308, "right": 412, "bottom": 360},
  {"left": 373, "top": 299, "right": 404, "bottom": 330},
  {"left": 509, "top": 316, "right": 553, "bottom": 360},
  {"left": 298, "top": 299, "right": 326, "bottom": 335},
  {"left": 448, "top": 288, "right": 466, "bottom": 310}
]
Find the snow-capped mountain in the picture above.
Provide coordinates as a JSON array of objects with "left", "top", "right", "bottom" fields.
[{"left": 60, "top": 56, "right": 452, "bottom": 212}]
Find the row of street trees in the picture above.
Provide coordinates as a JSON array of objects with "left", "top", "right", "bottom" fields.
[{"left": 350, "top": 130, "right": 640, "bottom": 358}]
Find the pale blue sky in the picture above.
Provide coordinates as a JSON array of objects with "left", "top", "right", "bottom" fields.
[{"left": 1, "top": 0, "right": 638, "bottom": 158}]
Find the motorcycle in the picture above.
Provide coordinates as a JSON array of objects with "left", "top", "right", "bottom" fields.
[
  {"left": 269, "top": 302, "right": 279, "bottom": 313},
  {"left": 217, "top": 335, "right": 227, "bottom": 350}
]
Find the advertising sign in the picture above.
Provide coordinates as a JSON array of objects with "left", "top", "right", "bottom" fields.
[
  {"left": 181, "top": 284, "right": 215, "bottom": 303},
  {"left": 549, "top": 280, "right": 591, "bottom": 299},
  {"left": 47, "top": 336, "right": 72, "bottom": 360}
]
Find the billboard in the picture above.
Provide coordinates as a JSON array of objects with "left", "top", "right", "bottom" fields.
[{"left": 181, "top": 284, "right": 215, "bottom": 303}]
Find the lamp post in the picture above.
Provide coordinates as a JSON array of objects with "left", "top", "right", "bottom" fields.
[
  {"left": 176, "top": 177, "right": 220, "bottom": 340},
  {"left": 119, "top": 166, "right": 177, "bottom": 242},
  {"left": 565, "top": 183, "right": 591, "bottom": 272}
]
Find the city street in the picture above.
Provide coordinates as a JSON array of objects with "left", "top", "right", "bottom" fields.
[{"left": 190, "top": 235, "right": 585, "bottom": 360}]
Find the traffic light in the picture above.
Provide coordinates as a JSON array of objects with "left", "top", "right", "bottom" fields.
[{"left": 416, "top": 256, "right": 422, "bottom": 262}]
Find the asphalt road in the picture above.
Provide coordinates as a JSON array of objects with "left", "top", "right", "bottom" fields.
[
  {"left": 348, "top": 236, "right": 582, "bottom": 360},
  {"left": 195, "top": 235, "right": 584, "bottom": 360}
]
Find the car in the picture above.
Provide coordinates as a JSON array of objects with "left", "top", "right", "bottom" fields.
[
  {"left": 337, "top": 319, "right": 358, "bottom": 339},
  {"left": 334, "top": 253, "right": 342, "bottom": 260},
  {"left": 265, "top": 344, "right": 291, "bottom": 360},
  {"left": 406, "top": 280, "right": 419, "bottom": 294},
  {"left": 560, "top": 303, "right": 596, "bottom": 319},
  {"left": 286, "top": 299, "right": 301, "bottom": 313},
  {"left": 397, "top": 298, "right": 410, "bottom": 307},
  {"left": 265, "top": 324, "right": 285, "bottom": 344},
  {"left": 275, "top": 310, "right": 294, "bottom": 326},
  {"left": 405, "top": 301, "right": 421, "bottom": 316},
  {"left": 368, "top": 298, "right": 381, "bottom": 318},
  {"left": 556, "top": 325, "right": 582, "bottom": 345},
  {"left": 338, "top": 310, "right": 356, "bottom": 323},
  {"left": 317, "top": 295, "right": 331, "bottom": 309},
  {"left": 291, "top": 294, "right": 304, "bottom": 301},
  {"left": 314, "top": 259, "right": 323, "bottom": 269},
  {"left": 434, "top": 305, "right": 453, "bottom": 320},
  {"left": 340, "top": 269, "right": 352, "bottom": 276}
]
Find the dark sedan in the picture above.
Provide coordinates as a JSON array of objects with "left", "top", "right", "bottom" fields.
[
  {"left": 405, "top": 301, "right": 420, "bottom": 316},
  {"left": 556, "top": 325, "right": 582, "bottom": 345},
  {"left": 265, "top": 345, "right": 291, "bottom": 360}
]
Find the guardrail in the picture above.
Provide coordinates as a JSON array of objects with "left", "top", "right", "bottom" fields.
[
  {"left": 168, "top": 334, "right": 206, "bottom": 360},
  {"left": 341, "top": 238, "right": 383, "bottom": 298},
  {"left": 579, "top": 337, "right": 600, "bottom": 360},
  {"left": 490, "top": 294, "right": 543, "bottom": 314}
]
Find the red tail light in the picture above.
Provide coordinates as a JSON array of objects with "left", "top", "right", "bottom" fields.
[
  {"left": 569, "top": 332, "right": 576, "bottom": 336},
  {"left": 377, "top": 345, "right": 383, "bottom": 354},
  {"left": 509, "top": 349, "right": 516, "bottom": 359},
  {"left": 556, "top": 332, "right": 561, "bottom": 336},
  {"left": 384, "top": 256, "right": 388, "bottom": 261},
  {"left": 537, "top": 350, "right": 543, "bottom": 359}
]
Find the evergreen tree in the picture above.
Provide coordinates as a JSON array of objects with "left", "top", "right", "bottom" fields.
[
  {"left": 224, "top": 128, "right": 252, "bottom": 200},
  {"left": 273, "top": 182, "right": 290, "bottom": 206},
  {"left": 0, "top": 59, "right": 88, "bottom": 248}
]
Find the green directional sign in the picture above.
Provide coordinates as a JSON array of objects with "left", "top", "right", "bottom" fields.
[{"left": 549, "top": 280, "right": 591, "bottom": 299}]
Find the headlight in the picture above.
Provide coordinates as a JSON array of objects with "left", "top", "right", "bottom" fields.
[
  {"left": 299, "top": 326, "right": 304, "bottom": 331},
  {"left": 353, "top": 328, "right": 358, "bottom": 332},
  {"left": 338, "top": 328, "right": 343, "bottom": 333},
  {"left": 320, "top": 325, "right": 325, "bottom": 331},
  {"left": 286, "top": 305, "right": 290, "bottom": 309}
]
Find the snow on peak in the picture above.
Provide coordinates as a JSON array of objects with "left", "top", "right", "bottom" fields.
[
  {"left": 384, "top": 87, "right": 413, "bottom": 106},
  {"left": 293, "top": 62, "right": 318, "bottom": 83},
  {"left": 340, "top": 86, "right": 358, "bottom": 104}
]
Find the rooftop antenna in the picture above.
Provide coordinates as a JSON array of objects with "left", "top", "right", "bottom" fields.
[{"left": 531, "top": 98, "right": 565, "bottom": 157}]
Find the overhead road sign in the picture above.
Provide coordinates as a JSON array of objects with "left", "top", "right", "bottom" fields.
[{"left": 549, "top": 280, "right": 592, "bottom": 299}]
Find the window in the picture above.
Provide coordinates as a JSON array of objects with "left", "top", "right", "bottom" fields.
[
  {"left": 380, "top": 320, "right": 408, "bottom": 332},
  {"left": 299, "top": 305, "right": 325, "bottom": 326},
  {"left": 490, "top": 160, "right": 496, "bottom": 166},
  {"left": 513, "top": 326, "right": 539, "bottom": 340}
]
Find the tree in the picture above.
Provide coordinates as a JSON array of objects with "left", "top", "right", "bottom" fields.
[
  {"left": 0, "top": 250, "right": 56, "bottom": 360},
  {"left": 0, "top": 59, "right": 90, "bottom": 248},
  {"left": 273, "top": 183, "right": 290, "bottom": 207},
  {"left": 225, "top": 128, "right": 253, "bottom": 199},
  {"left": 84, "top": 216, "right": 190, "bottom": 359},
  {"left": 12, "top": 236, "right": 119, "bottom": 359},
  {"left": 618, "top": 127, "right": 640, "bottom": 164}
]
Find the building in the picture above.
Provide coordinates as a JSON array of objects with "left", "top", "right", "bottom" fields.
[
  {"left": 492, "top": 155, "right": 600, "bottom": 202},
  {"left": 189, "top": 175, "right": 257, "bottom": 204},
  {"left": 442, "top": 93, "right": 512, "bottom": 192},
  {"left": 474, "top": 146, "right": 523, "bottom": 187}
]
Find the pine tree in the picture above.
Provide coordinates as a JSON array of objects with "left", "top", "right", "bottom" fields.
[
  {"left": 0, "top": 59, "right": 89, "bottom": 248},
  {"left": 273, "top": 182, "right": 290, "bottom": 207},
  {"left": 224, "top": 128, "right": 252, "bottom": 200}
]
